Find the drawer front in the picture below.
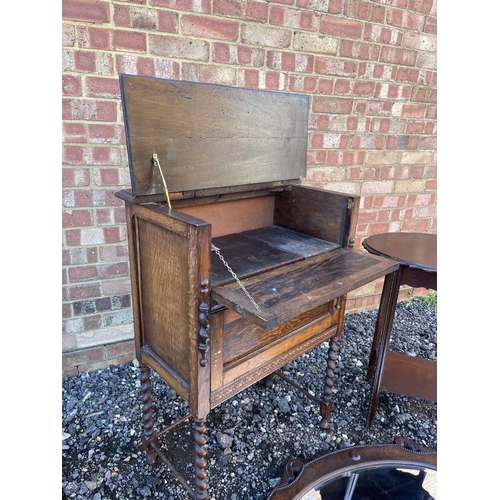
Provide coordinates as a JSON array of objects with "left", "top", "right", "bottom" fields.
[{"left": 210, "top": 299, "right": 341, "bottom": 400}]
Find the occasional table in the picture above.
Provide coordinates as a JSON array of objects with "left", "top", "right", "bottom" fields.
[{"left": 362, "top": 232, "right": 437, "bottom": 427}]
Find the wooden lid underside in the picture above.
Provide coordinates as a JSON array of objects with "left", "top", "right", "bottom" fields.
[{"left": 120, "top": 75, "right": 309, "bottom": 198}]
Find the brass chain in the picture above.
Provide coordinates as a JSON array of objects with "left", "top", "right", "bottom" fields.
[
  {"left": 153, "top": 153, "right": 261, "bottom": 313},
  {"left": 211, "top": 244, "right": 261, "bottom": 312}
]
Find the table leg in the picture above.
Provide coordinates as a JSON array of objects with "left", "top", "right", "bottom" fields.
[{"left": 367, "top": 267, "right": 402, "bottom": 428}]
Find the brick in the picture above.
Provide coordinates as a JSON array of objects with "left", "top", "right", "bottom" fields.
[
  {"left": 301, "top": 11, "right": 318, "bottom": 30},
  {"left": 358, "top": 62, "right": 397, "bottom": 81},
  {"left": 151, "top": 0, "right": 210, "bottom": 12},
  {"left": 214, "top": 0, "right": 245, "bottom": 17},
  {"left": 241, "top": 24, "right": 292, "bottom": 48},
  {"left": 150, "top": 34, "right": 209, "bottom": 61},
  {"left": 153, "top": 59, "right": 181, "bottom": 79},
  {"left": 374, "top": 195, "right": 406, "bottom": 208},
  {"left": 129, "top": 6, "right": 157, "bottom": 30},
  {"left": 113, "top": 4, "right": 131, "bottom": 27},
  {"left": 62, "top": 0, "right": 110, "bottom": 24},
  {"left": 74, "top": 50, "right": 96, "bottom": 73},
  {"left": 318, "top": 79, "right": 333, "bottom": 94},
  {"left": 62, "top": 332, "right": 76, "bottom": 351},
  {"left": 103, "top": 309, "right": 133, "bottom": 327},
  {"left": 271, "top": 6, "right": 317, "bottom": 30},
  {"left": 423, "top": 16, "right": 437, "bottom": 35},
  {"left": 355, "top": 100, "right": 392, "bottom": 116},
  {"left": 158, "top": 10, "right": 178, "bottom": 33},
  {"left": 246, "top": 1, "right": 268, "bottom": 22},
  {"left": 101, "top": 278, "right": 132, "bottom": 296},
  {"left": 96, "top": 207, "right": 126, "bottom": 225},
  {"left": 103, "top": 226, "right": 127, "bottom": 244},
  {"left": 84, "top": 315, "right": 102, "bottom": 331},
  {"left": 80, "top": 228, "right": 106, "bottom": 245},
  {"left": 403, "top": 32, "right": 436, "bottom": 52},
  {"left": 116, "top": 55, "right": 151, "bottom": 76},
  {"left": 68, "top": 265, "right": 99, "bottom": 283},
  {"left": 306, "top": 167, "right": 343, "bottom": 182},
  {"left": 315, "top": 57, "right": 357, "bottom": 77},
  {"left": 182, "top": 62, "right": 237, "bottom": 86},
  {"left": 313, "top": 96, "right": 353, "bottom": 114},
  {"left": 340, "top": 40, "right": 380, "bottom": 61},
  {"left": 364, "top": 24, "right": 403, "bottom": 45},
  {"left": 291, "top": 75, "right": 318, "bottom": 92},
  {"left": 213, "top": 42, "right": 231, "bottom": 63},
  {"left": 63, "top": 145, "right": 121, "bottom": 165},
  {"left": 182, "top": 15, "right": 239, "bottom": 41},
  {"left": 376, "top": 83, "right": 411, "bottom": 100},
  {"left": 63, "top": 24, "right": 76, "bottom": 47},
  {"left": 344, "top": 0, "right": 385, "bottom": 22},
  {"left": 327, "top": 151, "right": 366, "bottom": 165},
  {"left": 62, "top": 346, "right": 106, "bottom": 370},
  {"left": 380, "top": 46, "right": 417, "bottom": 66},
  {"left": 401, "top": 151, "right": 432, "bottom": 164},
  {"left": 106, "top": 340, "right": 135, "bottom": 360},
  {"left": 112, "top": 30, "right": 147, "bottom": 52},
  {"left": 64, "top": 98, "right": 117, "bottom": 122},
  {"left": 387, "top": 8, "right": 424, "bottom": 31},
  {"left": 68, "top": 283, "right": 101, "bottom": 300},
  {"left": 98, "top": 262, "right": 129, "bottom": 279},
  {"left": 62, "top": 209, "right": 93, "bottom": 228},
  {"left": 394, "top": 179, "right": 426, "bottom": 194},
  {"left": 320, "top": 15, "right": 363, "bottom": 38},
  {"left": 402, "top": 219, "right": 431, "bottom": 231},
  {"left": 366, "top": 151, "right": 400, "bottom": 165},
  {"left": 293, "top": 32, "right": 338, "bottom": 55},
  {"left": 327, "top": 0, "right": 343, "bottom": 14},
  {"left": 62, "top": 75, "right": 82, "bottom": 96},
  {"left": 88, "top": 124, "right": 123, "bottom": 144},
  {"left": 67, "top": 247, "right": 98, "bottom": 265},
  {"left": 306, "top": 150, "right": 327, "bottom": 165},
  {"left": 393, "top": 103, "right": 426, "bottom": 118},
  {"left": 409, "top": 0, "right": 434, "bottom": 14},
  {"left": 99, "top": 245, "right": 129, "bottom": 262},
  {"left": 309, "top": 114, "right": 329, "bottom": 130},
  {"left": 417, "top": 52, "right": 436, "bottom": 70},
  {"left": 76, "top": 324, "right": 134, "bottom": 349},
  {"left": 86, "top": 77, "right": 120, "bottom": 98},
  {"left": 420, "top": 136, "right": 436, "bottom": 150},
  {"left": 63, "top": 123, "right": 86, "bottom": 143},
  {"left": 351, "top": 134, "right": 383, "bottom": 149},
  {"left": 365, "top": 222, "right": 392, "bottom": 234},
  {"left": 323, "top": 181, "right": 358, "bottom": 194},
  {"left": 267, "top": 51, "right": 313, "bottom": 72},
  {"left": 77, "top": 27, "right": 112, "bottom": 50},
  {"left": 93, "top": 167, "right": 119, "bottom": 186},
  {"left": 296, "top": 0, "right": 329, "bottom": 11},
  {"left": 264, "top": 71, "right": 287, "bottom": 91}
]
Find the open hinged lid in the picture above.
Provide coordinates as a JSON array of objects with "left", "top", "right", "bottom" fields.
[
  {"left": 120, "top": 75, "right": 309, "bottom": 199},
  {"left": 212, "top": 249, "right": 399, "bottom": 329}
]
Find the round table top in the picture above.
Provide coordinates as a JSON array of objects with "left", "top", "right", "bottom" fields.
[{"left": 362, "top": 232, "right": 436, "bottom": 272}]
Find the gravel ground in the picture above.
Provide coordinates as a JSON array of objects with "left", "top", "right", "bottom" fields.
[{"left": 62, "top": 299, "right": 437, "bottom": 500}]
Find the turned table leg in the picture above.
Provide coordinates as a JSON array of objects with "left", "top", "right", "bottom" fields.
[
  {"left": 319, "top": 334, "right": 340, "bottom": 429},
  {"left": 139, "top": 364, "right": 158, "bottom": 464},
  {"left": 193, "top": 419, "right": 209, "bottom": 500}
]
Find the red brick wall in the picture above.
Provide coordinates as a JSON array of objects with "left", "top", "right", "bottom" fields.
[{"left": 62, "top": 0, "right": 437, "bottom": 376}]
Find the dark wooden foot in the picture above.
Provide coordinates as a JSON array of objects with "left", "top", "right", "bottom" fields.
[
  {"left": 194, "top": 419, "right": 209, "bottom": 500},
  {"left": 139, "top": 364, "right": 158, "bottom": 464},
  {"left": 264, "top": 373, "right": 275, "bottom": 389},
  {"left": 319, "top": 335, "right": 339, "bottom": 429}
]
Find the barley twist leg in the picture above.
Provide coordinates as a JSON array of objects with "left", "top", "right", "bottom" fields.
[
  {"left": 319, "top": 335, "right": 340, "bottom": 429},
  {"left": 139, "top": 364, "right": 158, "bottom": 464}
]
